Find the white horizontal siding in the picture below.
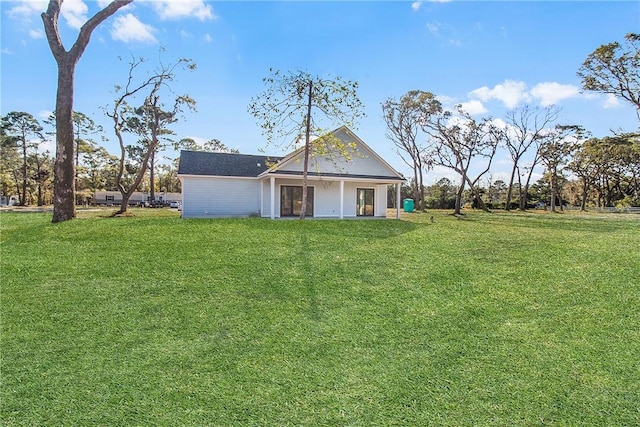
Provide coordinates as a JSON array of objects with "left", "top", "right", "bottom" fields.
[{"left": 182, "top": 176, "right": 260, "bottom": 218}]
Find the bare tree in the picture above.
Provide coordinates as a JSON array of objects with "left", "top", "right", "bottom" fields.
[
  {"left": 107, "top": 56, "right": 196, "bottom": 214},
  {"left": 42, "top": 0, "right": 133, "bottom": 222},
  {"left": 382, "top": 90, "right": 440, "bottom": 211},
  {"left": 248, "top": 69, "right": 364, "bottom": 219},
  {"left": 422, "top": 105, "right": 501, "bottom": 214},
  {"left": 503, "top": 105, "right": 559, "bottom": 210}
]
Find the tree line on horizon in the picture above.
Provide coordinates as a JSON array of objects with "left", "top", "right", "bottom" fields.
[
  {"left": 3, "top": 103, "right": 637, "bottom": 212},
  {"left": 0, "top": 109, "right": 237, "bottom": 207}
]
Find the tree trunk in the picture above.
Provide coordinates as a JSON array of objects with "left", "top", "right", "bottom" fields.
[
  {"left": 550, "top": 178, "right": 557, "bottom": 212},
  {"left": 75, "top": 128, "right": 80, "bottom": 204},
  {"left": 37, "top": 183, "right": 44, "bottom": 206},
  {"left": 505, "top": 163, "right": 518, "bottom": 211},
  {"left": 418, "top": 166, "right": 425, "bottom": 211},
  {"left": 580, "top": 178, "right": 589, "bottom": 211},
  {"left": 412, "top": 165, "right": 419, "bottom": 210},
  {"left": 300, "top": 80, "right": 313, "bottom": 220},
  {"left": 521, "top": 161, "right": 537, "bottom": 211},
  {"left": 13, "top": 170, "right": 22, "bottom": 205},
  {"left": 454, "top": 181, "right": 465, "bottom": 215},
  {"left": 42, "top": 0, "right": 133, "bottom": 222},
  {"left": 21, "top": 133, "right": 28, "bottom": 206},
  {"left": 52, "top": 59, "right": 77, "bottom": 222},
  {"left": 150, "top": 149, "right": 155, "bottom": 201}
]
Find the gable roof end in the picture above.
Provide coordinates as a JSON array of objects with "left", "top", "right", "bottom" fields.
[{"left": 258, "top": 126, "right": 405, "bottom": 181}]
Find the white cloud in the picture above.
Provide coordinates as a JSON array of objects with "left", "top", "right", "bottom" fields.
[
  {"left": 426, "top": 21, "right": 441, "bottom": 35},
  {"left": 425, "top": 20, "right": 461, "bottom": 46},
  {"left": 459, "top": 100, "right": 488, "bottom": 116},
  {"left": 110, "top": 14, "right": 157, "bottom": 44},
  {"left": 2, "top": 48, "right": 14, "bottom": 55},
  {"left": 38, "top": 110, "right": 53, "bottom": 120},
  {"left": 60, "top": 0, "right": 89, "bottom": 29},
  {"left": 469, "top": 80, "right": 583, "bottom": 109},
  {"left": 603, "top": 93, "right": 620, "bottom": 109},
  {"left": 469, "top": 80, "right": 530, "bottom": 109},
  {"left": 530, "top": 82, "right": 579, "bottom": 106},
  {"left": 148, "top": 0, "right": 216, "bottom": 21},
  {"left": 7, "top": 0, "right": 47, "bottom": 19},
  {"left": 29, "top": 29, "right": 44, "bottom": 39},
  {"left": 488, "top": 117, "right": 508, "bottom": 130},
  {"left": 436, "top": 95, "right": 456, "bottom": 105},
  {"left": 411, "top": 2, "right": 423, "bottom": 11},
  {"left": 204, "top": 33, "right": 212, "bottom": 43}
]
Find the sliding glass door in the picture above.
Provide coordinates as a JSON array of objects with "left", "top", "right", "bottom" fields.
[
  {"left": 357, "top": 188, "right": 374, "bottom": 216},
  {"left": 281, "top": 186, "right": 314, "bottom": 217}
]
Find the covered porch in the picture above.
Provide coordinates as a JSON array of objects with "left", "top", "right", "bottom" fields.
[{"left": 259, "top": 173, "right": 403, "bottom": 220}]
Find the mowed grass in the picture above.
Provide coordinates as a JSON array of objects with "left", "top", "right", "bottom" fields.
[{"left": 1, "top": 208, "right": 639, "bottom": 426}]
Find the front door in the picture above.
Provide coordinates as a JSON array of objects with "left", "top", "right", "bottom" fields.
[
  {"left": 357, "top": 188, "right": 374, "bottom": 216},
  {"left": 281, "top": 185, "right": 314, "bottom": 217}
]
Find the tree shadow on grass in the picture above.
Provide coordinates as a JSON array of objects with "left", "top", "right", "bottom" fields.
[{"left": 297, "top": 230, "right": 322, "bottom": 322}]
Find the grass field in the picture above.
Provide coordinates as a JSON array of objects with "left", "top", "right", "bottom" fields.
[{"left": 2, "top": 208, "right": 639, "bottom": 425}]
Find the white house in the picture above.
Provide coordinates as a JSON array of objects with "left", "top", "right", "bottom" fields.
[{"left": 177, "top": 126, "right": 405, "bottom": 219}]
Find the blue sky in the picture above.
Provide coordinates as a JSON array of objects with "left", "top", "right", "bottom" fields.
[{"left": 2, "top": 0, "right": 639, "bottom": 184}]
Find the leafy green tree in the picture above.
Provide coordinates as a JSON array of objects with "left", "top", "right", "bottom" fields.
[
  {"left": 29, "top": 144, "right": 53, "bottom": 206},
  {"left": 1, "top": 112, "right": 44, "bottom": 205},
  {"left": 0, "top": 127, "right": 21, "bottom": 201},
  {"left": 45, "top": 111, "right": 104, "bottom": 203},
  {"left": 176, "top": 137, "right": 239, "bottom": 153},
  {"left": 568, "top": 138, "right": 600, "bottom": 210},
  {"left": 538, "top": 125, "right": 585, "bottom": 212},
  {"left": 578, "top": 33, "right": 640, "bottom": 121},
  {"left": 156, "top": 162, "right": 181, "bottom": 193},
  {"left": 42, "top": 0, "right": 133, "bottom": 222},
  {"left": 580, "top": 133, "right": 640, "bottom": 207},
  {"left": 487, "top": 178, "right": 508, "bottom": 208},
  {"left": 82, "top": 145, "right": 119, "bottom": 196},
  {"left": 248, "top": 69, "right": 364, "bottom": 219},
  {"left": 425, "top": 177, "right": 457, "bottom": 209}
]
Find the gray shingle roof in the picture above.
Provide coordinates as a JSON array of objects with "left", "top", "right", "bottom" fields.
[{"left": 178, "top": 150, "right": 282, "bottom": 177}]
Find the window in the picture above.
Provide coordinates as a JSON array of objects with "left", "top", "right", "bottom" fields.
[
  {"left": 357, "top": 188, "right": 374, "bottom": 216},
  {"left": 281, "top": 186, "right": 314, "bottom": 217},
  {"left": 105, "top": 195, "right": 115, "bottom": 202}
]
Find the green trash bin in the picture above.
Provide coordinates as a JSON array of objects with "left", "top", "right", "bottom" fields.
[{"left": 403, "top": 198, "right": 414, "bottom": 213}]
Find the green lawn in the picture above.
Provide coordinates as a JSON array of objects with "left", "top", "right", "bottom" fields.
[{"left": 2, "top": 209, "right": 639, "bottom": 426}]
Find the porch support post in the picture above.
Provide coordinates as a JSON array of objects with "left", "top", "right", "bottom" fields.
[
  {"left": 270, "top": 176, "right": 275, "bottom": 220},
  {"left": 339, "top": 180, "right": 344, "bottom": 219},
  {"left": 396, "top": 183, "right": 401, "bottom": 220}
]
